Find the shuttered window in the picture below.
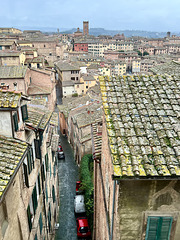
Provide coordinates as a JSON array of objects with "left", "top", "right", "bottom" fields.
[
  {"left": 48, "top": 204, "right": 51, "bottom": 232},
  {"left": 34, "top": 139, "right": 41, "bottom": 159},
  {"left": 21, "top": 104, "right": 28, "bottom": 121},
  {"left": 13, "top": 112, "right": 19, "bottom": 131},
  {"left": 27, "top": 205, "right": 32, "bottom": 232},
  {"left": 39, "top": 213, "right": 43, "bottom": 234},
  {"left": 52, "top": 185, "right": 56, "bottom": 203},
  {"left": 45, "top": 153, "right": 49, "bottom": 172},
  {"left": 38, "top": 174, "right": 41, "bottom": 194},
  {"left": 145, "top": 216, "right": 173, "bottom": 240},
  {"left": 27, "top": 151, "right": 32, "bottom": 174},
  {"left": 46, "top": 187, "right": 48, "bottom": 203},
  {"left": 34, "top": 234, "right": 38, "bottom": 240},
  {"left": 41, "top": 163, "right": 45, "bottom": 182},
  {"left": 32, "top": 186, "right": 38, "bottom": 214},
  {"left": 23, "top": 163, "right": 29, "bottom": 187}
]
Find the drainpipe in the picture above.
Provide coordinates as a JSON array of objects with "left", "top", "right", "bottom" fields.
[{"left": 110, "top": 180, "right": 116, "bottom": 240}]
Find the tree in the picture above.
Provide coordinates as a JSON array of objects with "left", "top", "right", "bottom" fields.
[{"left": 143, "top": 51, "right": 149, "bottom": 56}]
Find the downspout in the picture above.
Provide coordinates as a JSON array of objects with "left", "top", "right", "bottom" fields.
[{"left": 110, "top": 180, "right": 116, "bottom": 240}]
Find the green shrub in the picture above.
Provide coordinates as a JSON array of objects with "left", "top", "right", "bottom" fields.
[
  {"left": 72, "top": 93, "right": 78, "bottom": 97},
  {"left": 80, "top": 154, "right": 94, "bottom": 231}
]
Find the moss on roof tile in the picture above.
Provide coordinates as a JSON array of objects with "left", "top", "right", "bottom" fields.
[
  {"left": 100, "top": 75, "right": 180, "bottom": 179},
  {"left": 0, "top": 135, "right": 28, "bottom": 200}
]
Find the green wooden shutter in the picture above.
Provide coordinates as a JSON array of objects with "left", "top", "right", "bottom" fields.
[
  {"left": 13, "top": 112, "right": 19, "bottom": 131},
  {"left": 52, "top": 185, "right": 55, "bottom": 203},
  {"left": 38, "top": 174, "right": 41, "bottom": 194},
  {"left": 34, "top": 139, "right": 41, "bottom": 159},
  {"left": 41, "top": 164, "right": 45, "bottom": 182},
  {"left": 39, "top": 213, "right": 43, "bottom": 234},
  {"left": 27, "top": 151, "right": 32, "bottom": 174},
  {"left": 30, "top": 147, "right": 34, "bottom": 168},
  {"left": 160, "top": 217, "right": 173, "bottom": 240},
  {"left": 32, "top": 186, "right": 38, "bottom": 214},
  {"left": 146, "top": 216, "right": 173, "bottom": 240},
  {"left": 21, "top": 104, "right": 28, "bottom": 121},
  {"left": 45, "top": 153, "right": 49, "bottom": 171},
  {"left": 27, "top": 205, "right": 32, "bottom": 232},
  {"left": 23, "top": 163, "right": 29, "bottom": 188},
  {"left": 34, "top": 234, "right": 38, "bottom": 240},
  {"left": 48, "top": 204, "right": 51, "bottom": 232}
]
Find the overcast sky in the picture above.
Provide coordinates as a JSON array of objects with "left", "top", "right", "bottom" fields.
[{"left": 1, "top": 0, "right": 180, "bottom": 32}]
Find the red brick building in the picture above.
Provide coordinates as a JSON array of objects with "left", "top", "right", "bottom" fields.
[{"left": 74, "top": 42, "right": 88, "bottom": 52}]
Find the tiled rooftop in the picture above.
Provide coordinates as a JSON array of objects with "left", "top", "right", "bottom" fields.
[
  {"left": 50, "top": 112, "right": 58, "bottom": 126},
  {"left": 99, "top": 75, "right": 180, "bottom": 179},
  {"left": 0, "top": 66, "right": 28, "bottom": 79},
  {"left": 27, "top": 84, "right": 51, "bottom": 95},
  {"left": 25, "top": 107, "right": 52, "bottom": 130},
  {"left": 55, "top": 61, "right": 80, "bottom": 71},
  {"left": 0, "top": 90, "right": 21, "bottom": 108},
  {"left": 0, "top": 135, "right": 28, "bottom": 200},
  {"left": 150, "top": 61, "right": 180, "bottom": 75}
]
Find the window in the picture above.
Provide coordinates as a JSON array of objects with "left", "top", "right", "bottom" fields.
[
  {"left": 34, "top": 139, "right": 41, "bottom": 159},
  {"left": 32, "top": 186, "right": 38, "bottom": 214},
  {"left": 145, "top": 216, "right": 173, "bottom": 240},
  {"left": 21, "top": 104, "right": 28, "bottom": 121},
  {"left": 48, "top": 204, "right": 51, "bottom": 232},
  {"left": 45, "top": 153, "right": 49, "bottom": 171},
  {"left": 52, "top": 185, "right": 56, "bottom": 203},
  {"left": 76, "top": 77, "right": 78, "bottom": 80},
  {"left": 27, "top": 205, "right": 32, "bottom": 232},
  {"left": 39, "top": 213, "right": 43, "bottom": 234},
  {"left": 13, "top": 112, "right": 19, "bottom": 131},
  {"left": 23, "top": 163, "right": 29, "bottom": 187},
  {"left": 71, "top": 77, "right": 75, "bottom": 80}
]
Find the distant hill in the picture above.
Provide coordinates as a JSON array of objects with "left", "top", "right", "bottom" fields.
[
  {"left": 61, "top": 28, "right": 180, "bottom": 38},
  {"left": 16, "top": 26, "right": 180, "bottom": 38}
]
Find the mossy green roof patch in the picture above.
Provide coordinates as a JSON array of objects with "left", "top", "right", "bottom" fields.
[
  {"left": 100, "top": 75, "right": 180, "bottom": 179},
  {"left": 0, "top": 135, "right": 28, "bottom": 200},
  {"left": 0, "top": 90, "right": 21, "bottom": 108}
]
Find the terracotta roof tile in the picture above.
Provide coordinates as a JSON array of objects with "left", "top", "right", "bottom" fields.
[{"left": 100, "top": 75, "right": 180, "bottom": 179}]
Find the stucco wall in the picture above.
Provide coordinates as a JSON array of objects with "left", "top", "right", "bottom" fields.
[{"left": 118, "top": 180, "right": 180, "bottom": 240}]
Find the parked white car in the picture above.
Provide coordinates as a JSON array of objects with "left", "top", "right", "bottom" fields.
[{"left": 74, "top": 195, "right": 85, "bottom": 214}]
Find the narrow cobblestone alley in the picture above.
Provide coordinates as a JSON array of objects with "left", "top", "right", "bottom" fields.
[{"left": 55, "top": 134, "right": 79, "bottom": 240}]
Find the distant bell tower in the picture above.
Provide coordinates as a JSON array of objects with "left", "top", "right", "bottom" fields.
[
  {"left": 83, "top": 21, "right": 89, "bottom": 36},
  {"left": 167, "top": 31, "right": 171, "bottom": 38}
]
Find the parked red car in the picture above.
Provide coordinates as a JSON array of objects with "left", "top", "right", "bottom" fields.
[
  {"left": 58, "top": 145, "right": 63, "bottom": 152},
  {"left": 76, "top": 217, "right": 91, "bottom": 239}
]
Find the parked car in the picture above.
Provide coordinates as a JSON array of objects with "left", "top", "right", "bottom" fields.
[
  {"left": 57, "top": 145, "right": 65, "bottom": 159},
  {"left": 74, "top": 195, "right": 85, "bottom": 215},
  {"left": 76, "top": 181, "right": 83, "bottom": 194},
  {"left": 58, "top": 151, "right": 65, "bottom": 159},
  {"left": 76, "top": 217, "right": 91, "bottom": 239},
  {"left": 58, "top": 145, "right": 63, "bottom": 152}
]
